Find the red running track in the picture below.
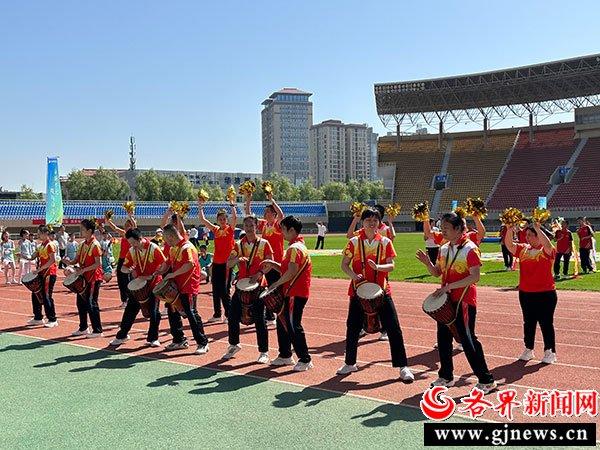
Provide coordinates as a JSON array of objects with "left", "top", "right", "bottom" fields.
[{"left": 0, "top": 277, "right": 599, "bottom": 437}]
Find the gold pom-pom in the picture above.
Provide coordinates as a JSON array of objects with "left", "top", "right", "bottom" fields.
[
  {"left": 262, "top": 181, "right": 273, "bottom": 195},
  {"left": 454, "top": 206, "right": 467, "bottom": 219},
  {"left": 239, "top": 180, "right": 256, "bottom": 197},
  {"left": 465, "top": 197, "right": 487, "bottom": 218},
  {"left": 532, "top": 207, "right": 551, "bottom": 224},
  {"left": 385, "top": 203, "right": 401, "bottom": 218},
  {"left": 412, "top": 201, "right": 430, "bottom": 222},
  {"left": 169, "top": 200, "right": 181, "bottom": 215},
  {"left": 350, "top": 202, "right": 367, "bottom": 217},
  {"left": 226, "top": 185, "right": 236, "bottom": 203},
  {"left": 123, "top": 201, "right": 135, "bottom": 215},
  {"left": 104, "top": 209, "right": 114, "bottom": 220},
  {"left": 499, "top": 207, "right": 524, "bottom": 226},
  {"left": 197, "top": 189, "right": 210, "bottom": 202}
]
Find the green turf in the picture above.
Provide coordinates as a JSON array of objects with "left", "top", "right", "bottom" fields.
[{"left": 0, "top": 332, "right": 428, "bottom": 449}]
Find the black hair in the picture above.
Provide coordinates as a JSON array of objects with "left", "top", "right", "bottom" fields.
[
  {"left": 361, "top": 207, "right": 382, "bottom": 223},
  {"left": 281, "top": 215, "right": 303, "bottom": 234},
  {"left": 37, "top": 226, "right": 49, "bottom": 235},
  {"left": 163, "top": 223, "right": 179, "bottom": 237},
  {"left": 440, "top": 212, "right": 466, "bottom": 232},
  {"left": 80, "top": 219, "right": 96, "bottom": 232},
  {"left": 20, "top": 228, "right": 29, "bottom": 236},
  {"left": 199, "top": 244, "right": 207, "bottom": 250},
  {"left": 125, "top": 228, "right": 143, "bottom": 241},
  {"left": 373, "top": 204, "right": 385, "bottom": 219},
  {"left": 243, "top": 215, "right": 258, "bottom": 225},
  {"left": 264, "top": 204, "right": 276, "bottom": 215},
  {"left": 216, "top": 209, "right": 228, "bottom": 219}
]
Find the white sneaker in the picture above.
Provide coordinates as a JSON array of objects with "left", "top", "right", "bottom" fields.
[
  {"left": 109, "top": 335, "right": 130, "bottom": 346},
  {"left": 336, "top": 364, "right": 358, "bottom": 375},
  {"left": 455, "top": 343, "right": 463, "bottom": 352},
  {"left": 195, "top": 344, "right": 209, "bottom": 355},
  {"left": 207, "top": 315, "right": 221, "bottom": 323},
  {"left": 222, "top": 316, "right": 228, "bottom": 324},
  {"left": 146, "top": 340, "right": 161, "bottom": 348},
  {"left": 257, "top": 352, "right": 270, "bottom": 364},
  {"left": 165, "top": 341, "right": 189, "bottom": 351},
  {"left": 293, "top": 361, "right": 313, "bottom": 372},
  {"left": 27, "top": 318, "right": 44, "bottom": 326},
  {"left": 266, "top": 320, "right": 276, "bottom": 327},
  {"left": 379, "top": 332, "right": 388, "bottom": 341},
  {"left": 270, "top": 356, "right": 296, "bottom": 366},
  {"left": 433, "top": 343, "right": 438, "bottom": 349},
  {"left": 400, "top": 367, "right": 415, "bottom": 382},
  {"left": 519, "top": 348, "right": 535, "bottom": 361},
  {"left": 87, "top": 332, "right": 104, "bottom": 338},
  {"left": 120, "top": 302, "right": 127, "bottom": 309},
  {"left": 430, "top": 377, "right": 455, "bottom": 388},
  {"left": 160, "top": 308, "right": 168, "bottom": 316},
  {"left": 358, "top": 329, "right": 367, "bottom": 337},
  {"left": 222, "top": 344, "right": 242, "bottom": 360},
  {"left": 541, "top": 350, "right": 557, "bottom": 364},
  {"left": 475, "top": 381, "right": 498, "bottom": 394},
  {"left": 44, "top": 321, "right": 59, "bottom": 328},
  {"left": 71, "top": 328, "right": 90, "bottom": 337}
]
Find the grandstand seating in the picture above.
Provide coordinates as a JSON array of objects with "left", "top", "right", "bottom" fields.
[
  {"left": 0, "top": 201, "right": 327, "bottom": 221},
  {"left": 378, "top": 137, "right": 445, "bottom": 208},
  {"left": 487, "top": 128, "right": 576, "bottom": 210},
  {"left": 549, "top": 137, "right": 600, "bottom": 208},
  {"left": 438, "top": 132, "right": 516, "bottom": 211}
]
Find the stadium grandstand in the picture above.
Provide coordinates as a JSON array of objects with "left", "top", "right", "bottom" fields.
[{"left": 375, "top": 53, "right": 600, "bottom": 226}]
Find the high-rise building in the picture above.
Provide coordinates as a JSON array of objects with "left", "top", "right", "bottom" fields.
[
  {"left": 309, "top": 120, "right": 376, "bottom": 187},
  {"left": 261, "top": 88, "right": 313, "bottom": 184},
  {"left": 369, "top": 130, "right": 379, "bottom": 181}
]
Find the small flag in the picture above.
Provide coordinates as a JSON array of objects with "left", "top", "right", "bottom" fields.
[
  {"left": 451, "top": 200, "right": 458, "bottom": 211},
  {"left": 538, "top": 196, "right": 547, "bottom": 209}
]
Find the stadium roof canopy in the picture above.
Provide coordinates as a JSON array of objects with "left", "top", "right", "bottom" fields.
[{"left": 374, "top": 53, "right": 600, "bottom": 129}]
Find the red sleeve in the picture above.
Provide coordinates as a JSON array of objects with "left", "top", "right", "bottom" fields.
[
  {"left": 231, "top": 242, "right": 241, "bottom": 257},
  {"left": 180, "top": 246, "right": 195, "bottom": 264},
  {"left": 433, "top": 231, "right": 444, "bottom": 245},
  {"left": 385, "top": 240, "right": 396, "bottom": 259},
  {"left": 154, "top": 247, "right": 167, "bottom": 265},
  {"left": 343, "top": 240, "right": 355, "bottom": 259},
  {"left": 91, "top": 243, "right": 102, "bottom": 258},
  {"left": 263, "top": 241, "right": 273, "bottom": 259},
  {"left": 258, "top": 221, "right": 266, "bottom": 233},
  {"left": 514, "top": 243, "right": 525, "bottom": 259},
  {"left": 468, "top": 231, "right": 481, "bottom": 245},
  {"left": 47, "top": 242, "right": 56, "bottom": 257},
  {"left": 466, "top": 248, "right": 482, "bottom": 268},
  {"left": 123, "top": 249, "right": 134, "bottom": 268}
]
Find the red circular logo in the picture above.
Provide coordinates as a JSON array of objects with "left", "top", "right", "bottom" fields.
[{"left": 420, "top": 386, "right": 456, "bottom": 421}]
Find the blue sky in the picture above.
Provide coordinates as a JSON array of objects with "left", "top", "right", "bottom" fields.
[{"left": 1, "top": 0, "right": 599, "bottom": 191}]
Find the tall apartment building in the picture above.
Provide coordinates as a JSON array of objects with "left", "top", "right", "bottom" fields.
[
  {"left": 261, "top": 88, "right": 313, "bottom": 184},
  {"left": 309, "top": 120, "right": 377, "bottom": 187}
]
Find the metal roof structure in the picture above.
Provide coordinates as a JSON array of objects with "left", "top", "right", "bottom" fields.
[{"left": 374, "top": 53, "right": 600, "bottom": 130}]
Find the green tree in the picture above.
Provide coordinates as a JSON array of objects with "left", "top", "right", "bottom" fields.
[
  {"left": 320, "top": 182, "right": 349, "bottom": 201},
  {"left": 368, "top": 180, "right": 389, "bottom": 200},
  {"left": 90, "top": 168, "right": 130, "bottom": 200},
  {"left": 199, "top": 183, "right": 224, "bottom": 202},
  {"left": 169, "top": 174, "right": 195, "bottom": 200},
  {"left": 250, "top": 178, "right": 267, "bottom": 201},
  {"left": 268, "top": 173, "right": 299, "bottom": 201},
  {"left": 135, "top": 170, "right": 162, "bottom": 201},
  {"left": 18, "top": 185, "right": 43, "bottom": 200},
  {"left": 64, "top": 170, "right": 92, "bottom": 200},
  {"left": 298, "top": 179, "right": 322, "bottom": 201}
]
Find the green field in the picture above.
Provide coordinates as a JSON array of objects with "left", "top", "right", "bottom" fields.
[{"left": 113, "top": 233, "right": 600, "bottom": 292}]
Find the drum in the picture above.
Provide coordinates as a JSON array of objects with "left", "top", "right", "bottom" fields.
[
  {"left": 63, "top": 273, "right": 88, "bottom": 295},
  {"left": 23, "top": 272, "right": 44, "bottom": 304},
  {"left": 128, "top": 278, "right": 153, "bottom": 318},
  {"left": 422, "top": 291, "right": 461, "bottom": 342},
  {"left": 356, "top": 282, "right": 384, "bottom": 334},
  {"left": 235, "top": 278, "right": 261, "bottom": 325},
  {"left": 152, "top": 279, "right": 185, "bottom": 316},
  {"left": 259, "top": 287, "right": 284, "bottom": 315}
]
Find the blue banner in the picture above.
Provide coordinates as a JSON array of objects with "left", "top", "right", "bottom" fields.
[
  {"left": 46, "top": 156, "right": 64, "bottom": 225},
  {"left": 451, "top": 200, "right": 458, "bottom": 211},
  {"left": 538, "top": 196, "right": 547, "bottom": 209}
]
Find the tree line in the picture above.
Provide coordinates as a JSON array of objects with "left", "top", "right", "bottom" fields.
[{"left": 62, "top": 169, "right": 390, "bottom": 202}]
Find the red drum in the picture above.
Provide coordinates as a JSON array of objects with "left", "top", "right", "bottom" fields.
[
  {"left": 422, "top": 292, "right": 461, "bottom": 343},
  {"left": 259, "top": 287, "right": 284, "bottom": 315},
  {"left": 153, "top": 279, "right": 185, "bottom": 317},
  {"left": 23, "top": 272, "right": 44, "bottom": 304},
  {"left": 235, "top": 278, "right": 261, "bottom": 325},
  {"left": 356, "top": 282, "right": 384, "bottom": 334},
  {"left": 63, "top": 273, "right": 88, "bottom": 295},
  {"left": 128, "top": 278, "right": 153, "bottom": 319}
]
